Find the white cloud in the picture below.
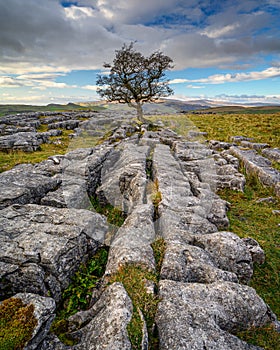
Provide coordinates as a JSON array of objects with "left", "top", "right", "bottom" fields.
[
  {"left": 169, "top": 78, "right": 189, "bottom": 84},
  {"left": 0, "top": 76, "right": 24, "bottom": 87},
  {"left": 82, "top": 85, "right": 99, "bottom": 91},
  {"left": 187, "top": 84, "right": 205, "bottom": 89},
  {"left": 201, "top": 24, "right": 240, "bottom": 39},
  {"left": 187, "top": 67, "right": 280, "bottom": 84},
  {"left": 64, "top": 6, "right": 96, "bottom": 20}
]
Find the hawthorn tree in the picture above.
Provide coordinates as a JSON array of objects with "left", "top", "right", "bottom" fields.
[{"left": 96, "top": 43, "right": 174, "bottom": 122}]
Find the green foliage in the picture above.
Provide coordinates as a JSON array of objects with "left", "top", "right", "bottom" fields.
[
  {"left": 51, "top": 247, "right": 109, "bottom": 344},
  {"left": 62, "top": 247, "right": 108, "bottom": 317},
  {"left": 0, "top": 298, "right": 37, "bottom": 350},
  {"left": 90, "top": 196, "right": 126, "bottom": 227},
  {"left": 96, "top": 42, "right": 173, "bottom": 121},
  {"left": 109, "top": 264, "right": 160, "bottom": 350}
]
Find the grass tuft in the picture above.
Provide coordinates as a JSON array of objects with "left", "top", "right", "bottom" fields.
[
  {"left": 109, "top": 264, "right": 160, "bottom": 350},
  {"left": 0, "top": 298, "right": 37, "bottom": 350}
]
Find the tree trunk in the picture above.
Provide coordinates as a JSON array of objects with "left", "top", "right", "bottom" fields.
[{"left": 136, "top": 102, "right": 145, "bottom": 122}]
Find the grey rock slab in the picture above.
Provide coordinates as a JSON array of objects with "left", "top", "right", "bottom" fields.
[
  {"left": 158, "top": 207, "right": 217, "bottom": 239},
  {"left": 156, "top": 280, "right": 273, "bottom": 350},
  {"left": 192, "top": 231, "right": 253, "bottom": 283},
  {"left": 0, "top": 164, "right": 61, "bottom": 209},
  {"left": 48, "top": 120, "right": 80, "bottom": 130},
  {"left": 0, "top": 132, "right": 42, "bottom": 151},
  {"left": 240, "top": 141, "right": 269, "bottom": 150},
  {"left": 72, "top": 282, "right": 133, "bottom": 350},
  {"left": 262, "top": 147, "right": 280, "bottom": 162},
  {"left": 0, "top": 204, "right": 108, "bottom": 301},
  {"left": 230, "top": 146, "right": 280, "bottom": 197},
  {"left": 160, "top": 241, "right": 238, "bottom": 283},
  {"left": 13, "top": 293, "right": 56, "bottom": 350},
  {"left": 97, "top": 142, "right": 149, "bottom": 215},
  {"left": 105, "top": 204, "right": 156, "bottom": 275}
]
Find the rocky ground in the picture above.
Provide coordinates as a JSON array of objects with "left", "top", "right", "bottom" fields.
[{"left": 0, "top": 111, "right": 279, "bottom": 349}]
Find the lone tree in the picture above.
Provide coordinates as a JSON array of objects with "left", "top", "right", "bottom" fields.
[{"left": 96, "top": 43, "right": 174, "bottom": 122}]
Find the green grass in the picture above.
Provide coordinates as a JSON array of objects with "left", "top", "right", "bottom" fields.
[
  {"left": 109, "top": 264, "right": 160, "bottom": 350},
  {"left": 90, "top": 196, "right": 126, "bottom": 227},
  {"left": 188, "top": 112, "right": 280, "bottom": 147},
  {"left": 0, "top": 129, "right": 73, "bottom": 172},
  {"left": 148, "top": 112, "right": 280, "bottom": 148},
  {"left": 218, "top": 174, "right": 280, "bottom": 318},
  {"left": 109, "top": 238, "right": 166, "bottom": 349},
  {"left": 0, "top": 298, "right": 37, "bottom": 350}
]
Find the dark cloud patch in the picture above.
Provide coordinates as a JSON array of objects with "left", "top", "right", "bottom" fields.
[{"left": 0, "top": 0, "right": 279, "bottom": 74}]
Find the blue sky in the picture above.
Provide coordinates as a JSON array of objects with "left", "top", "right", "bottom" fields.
[{"left": 0, "top": 0, "right": 280, "bottom": 105}]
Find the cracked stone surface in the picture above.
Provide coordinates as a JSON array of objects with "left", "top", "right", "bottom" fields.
[
  {"left": 230, "top": 146, "right": 280, "bottom": 197},
  {"left": 0, "top": 204, "right": 108, "bottom": 301},
  {"left": 156, "top": 280, "right": 272, "bottom": 350},
  {"left": 0, "top": 115, "right": 278, "bottom": 350}
]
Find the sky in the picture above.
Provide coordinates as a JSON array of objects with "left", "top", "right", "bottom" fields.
[{"left": 1, "top": 0, "right": 280, "bottom": 105}]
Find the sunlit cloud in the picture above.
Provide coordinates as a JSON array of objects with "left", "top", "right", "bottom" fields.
[
  {"left": 82, "top": 85, "right": 99, "bottom": 91},
  {"left": 188, "top": 67, "right": 280, "bottom": 84}
]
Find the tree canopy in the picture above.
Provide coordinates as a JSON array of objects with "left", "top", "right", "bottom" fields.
[{"left": 96, "top": 43, "right": 174, "bottom": 121}]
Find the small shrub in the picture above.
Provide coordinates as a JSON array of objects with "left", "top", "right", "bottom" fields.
[{"left": 0, "top": 298, "right": 37, "bottom": 350}]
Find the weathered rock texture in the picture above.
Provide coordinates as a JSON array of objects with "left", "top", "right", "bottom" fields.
[
  {"left": 0, "top": 114, "right": 278, "bottom": 349},
  {"left": 157, "top": 280, "right": 271, "bottom": 350},
  {"left": 230, "top": 146, "right": 280, "bottom": 197},
  {"left": 0, "top": 204, "right": 108, "bottom": 302}
]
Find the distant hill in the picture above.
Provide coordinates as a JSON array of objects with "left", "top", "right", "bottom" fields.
[
  {"left": 1, "top": 99, "right": 280, "bottom": 117},
  {"left": 0, "top": 103, "right": 105, "bottom": 117}
]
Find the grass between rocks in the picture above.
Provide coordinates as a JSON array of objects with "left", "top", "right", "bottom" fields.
[
  {"left": 148, "top": 112, "right": 280, "bottom": 349},
  {"left": 0, "top": 129, "right": 73, "bottom": 172},
  {"left": 0, "top": 298, "right": 37, "bottom": 350},
  {"left": 89, "top": 196, "right": 127, "bottom": 227},
  {"left": 109, "top": 238, "right": 166, "bottom": 350},
  {"left": 181, "top": 111, "right": 279, "bottom": 349},
  {"left": 218, "top": 173, "right": 280, "bottom": 349},
  {"left": 50, "top": 247, "right": 109, "bottom": 345}
]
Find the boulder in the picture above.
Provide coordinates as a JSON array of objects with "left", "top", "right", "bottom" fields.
[
  {"left": 156, "top": 280, "right": 274, "bottom": 350},
  {"left": 0, "top": 204, "right": 108, "bottom": 301},
  {"left": 71, "top": 283, "right": 132, "bottom": 350},
  {"left": 230, "top": 146, "right": 280, "bottom": 197},
  {"left": 0, "top": 164, "right": 61, "bottom": 209}
]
